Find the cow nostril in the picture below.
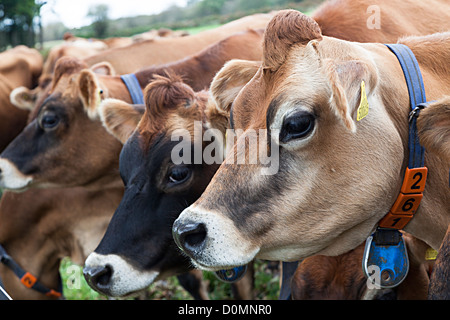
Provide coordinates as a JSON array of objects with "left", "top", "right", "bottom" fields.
[
  {"left": 83, "top": 265, "right": 113, "bottom": 290},
  {"left": 184, "top": 224, "right": 207, "bottom": 249},
  {"left": 173, "top": 222, "right": 207, "bottom": 254}
]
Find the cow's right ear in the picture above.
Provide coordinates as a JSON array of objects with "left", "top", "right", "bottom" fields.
[
  {"left": 10, "top": 86, "right": 39, "bottom": 111},
  {"left": 417, "top": 97, "right": 450, "bottom": 161},
  {"left": 210, "top": 59, "right": 260, "bottom": 113},
  {"left": 99, "top": 98, "right": 145, "bottom": 144}
]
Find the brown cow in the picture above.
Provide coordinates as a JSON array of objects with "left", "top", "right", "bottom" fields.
[
  {"left": 90, "top": 66, "right": 438, "bottom": 300},
  {"left": 172, "top": 11, "right": 450, "bottom": 276},
  {"left": 0, "top": 46, "right": 43, "bottom": 152}
]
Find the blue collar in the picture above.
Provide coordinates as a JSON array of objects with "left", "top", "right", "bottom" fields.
[{"left": 120, "top": 73, "right": 144, "bottom": 105}]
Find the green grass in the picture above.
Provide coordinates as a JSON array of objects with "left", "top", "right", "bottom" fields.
[
  {"left": 59, "top": 258, "right": 280, "bottom": 300},
  {"left": 178, "top": 24, "right": 223, "bottom": 35}
]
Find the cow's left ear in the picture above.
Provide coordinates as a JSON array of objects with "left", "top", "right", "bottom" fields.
[
  {"left": 417, "top": 97, "right": 450, "bottom": 161},
  {"left": 10, "top": 86, "right": 39, "bottom": 111},
  {"left": 323, "top": 59, "right": 378, "bottom": 132},
  {"left": 78, "top": 69, "right": 102, "bottom": 120},
  {"left": 99, "top": 98, "right": 145, "bottom": 144},
  {"left": 91, "top": 61, "right": 116, "bottom": 76}
]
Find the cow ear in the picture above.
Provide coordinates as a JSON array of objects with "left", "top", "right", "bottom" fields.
[
  {"left": 99, "top": 98, "right": 145, "bottom": 144},
  {"left": 91, "top": 61, "right": 116, "bottom": 76},
  {"left": 417, "top": 97, "right": 450, "bottom": 161},
  {"left": 10, "top": 86, "right": 38, "bottom": 111},
  {"left": 263, "top": 10, "right": 322, "bottom": 71},
  {"left": 144, "top": 73, "right": 195, "bottom": 117},
  {"left": 323, "top": 59, "right": 378, "bottom": 132},
  {"left": 210, "top": 59, "right": 260, "bottom": 113},
  {"left": 78, "top": 69, "right": 102, "bottom": 120}
]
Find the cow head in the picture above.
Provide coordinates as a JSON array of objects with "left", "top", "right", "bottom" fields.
[
  {"left": 84, "top": 73, "right": 230, "bottom": 297},
  {"left": 0, "top": 57, "right": 124, "bottom": 190},
  {"left": 173, "top": 10, "right": 407, "bottom": 270}
]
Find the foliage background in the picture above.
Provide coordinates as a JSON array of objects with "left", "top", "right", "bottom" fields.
[{"left": 1, "top": 0, "right": 325, "bottom": 49}]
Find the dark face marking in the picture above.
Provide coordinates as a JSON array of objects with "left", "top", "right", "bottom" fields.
[
  {"left": 0, "top": 94, "right": 69, "bottom": 177},
  {"left": 94, "top": 129, "right": 219, "bottom": 273}
]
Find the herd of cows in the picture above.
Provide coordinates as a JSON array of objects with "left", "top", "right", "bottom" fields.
[{"left": 0, "top": 0, "right": 449, "bottom": 300}]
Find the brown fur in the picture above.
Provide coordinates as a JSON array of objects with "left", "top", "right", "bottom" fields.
[
  {"left": 313, "top": 0, "right": 450, "bottom": 43},
  {"left": 428, "top": 225, "right": 450, "bottom": 299},
  {"left": 135, "top": 29, "right": 264, "bottom": 92},
  {"left": 85, "top": 13, "right": 273, "bottom": 74},
  {"left": 263, "top": 10, "right": 322, "bottom": 71},
  {"left": 137, "top": 73, "right": 208, "bottom": 151},
  {"left": 417, "top": 97, "right": 450, "bottom": 161},
  {"left": 0, "top": 186, "right": 123, "bottom": 299},
  {"left": 0, "top": 46, "right": 43, "bottom": 152}
]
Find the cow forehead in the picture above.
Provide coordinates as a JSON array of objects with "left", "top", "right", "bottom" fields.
[{"left": 233, "top": 50, "right": 324, "bottom": 130}]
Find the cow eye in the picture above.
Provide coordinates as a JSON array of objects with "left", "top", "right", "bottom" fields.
[
  {"left": 39, "top": 112, "right": 60, "bottom": 130},
  {"left": 279, "top": 111, "right": 315, "bottom": 143},
  {"left": 168, "top": 166, "right": 191, "bottom": 184}
]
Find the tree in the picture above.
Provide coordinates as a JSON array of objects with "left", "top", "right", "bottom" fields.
[
  {"left": 87, "top": 4, "right": 109, "bottom": 38},
  {"left": 0, "top": 0, "right": 45, "bottom": 49}
]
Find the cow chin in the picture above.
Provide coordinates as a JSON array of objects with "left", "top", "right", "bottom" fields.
[
  {"left": 173, "top": 206, "right": 260, "bottom": 272},
  {"left": 84, "top": 252, "right": 159, "bottom": 297},
  {"left": 0, "top": 158, "right": 33, "bottom": 191}
]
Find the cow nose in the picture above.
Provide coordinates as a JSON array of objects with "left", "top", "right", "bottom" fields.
[
  {"left": 83, "top": 265, "right": 113, "bottom": 294},
  {"left": 172, "top": 221, "right": 207, "bottom": 256}
]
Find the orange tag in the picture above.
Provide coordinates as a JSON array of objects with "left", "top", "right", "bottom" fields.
[
  {"left": 46, "top": 289, "right": 62, "bottom": 298},
  {"left": 379, "top": 212, "right": 413, "bottom": 230},
  {"left": 21, "top": 272, "right": 37, "bottom": 288},
  {"left": 390, "top": 193, "right": 423, "bottom": 215},
  {"left": 400, "top": 167, "right": 428, "bottom": 194}
]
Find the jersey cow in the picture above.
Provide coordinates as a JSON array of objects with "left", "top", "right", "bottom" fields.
[{"left": 173, "top": 11, "right": 450, "bottom": 275}]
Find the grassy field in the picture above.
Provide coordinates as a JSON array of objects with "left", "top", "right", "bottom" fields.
[{"left": 59, "top": 258, "right": 280, "bottom": 300}]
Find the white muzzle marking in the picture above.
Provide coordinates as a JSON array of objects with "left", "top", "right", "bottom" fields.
[{"left": 0, "top": 158, "right": 33, "bottom": 190}]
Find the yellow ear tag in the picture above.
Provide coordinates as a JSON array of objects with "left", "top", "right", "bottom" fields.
[
  {"left": 425, "top": 248, "right": 438, "bottom": 261},
  {"left": 357, "top": 81, "right": 369, "bottom": 121}
]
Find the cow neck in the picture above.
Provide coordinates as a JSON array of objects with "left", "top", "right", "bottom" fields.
[{"left": 377, "top": 44, "right": 429, "bottom": 232}]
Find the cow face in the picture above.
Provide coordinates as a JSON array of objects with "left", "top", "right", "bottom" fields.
[
  {"left": 0, "top": 57, "right": 123, "bottom": 190},
  {"left": 173, "top": 10, "right": 406, "bottom": 271},
  {"left": 84, "top": 74, "right": 227, "bottom": 297}
]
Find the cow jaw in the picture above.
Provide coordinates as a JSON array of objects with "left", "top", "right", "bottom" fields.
[
  {"left": 84, "top": 252, "right": 158, "bottom": 297},
  {"left": 0, "top": 158, "right": 33, "bottom": 191}
]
